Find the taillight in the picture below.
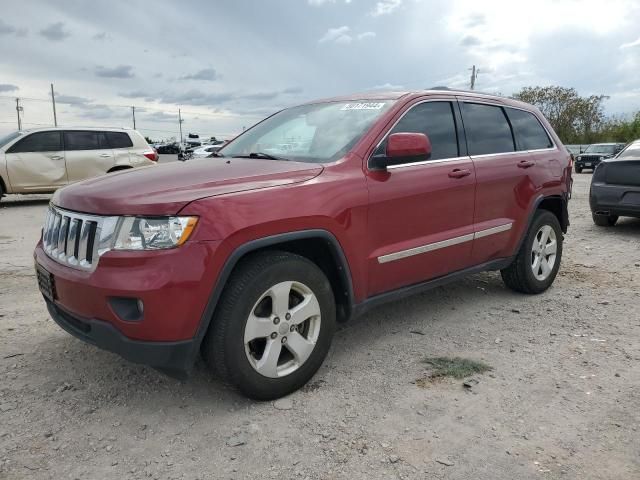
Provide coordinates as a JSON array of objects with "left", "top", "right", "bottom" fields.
[{"left": 143, "top": 151, "right": 158, "bottom": 162}]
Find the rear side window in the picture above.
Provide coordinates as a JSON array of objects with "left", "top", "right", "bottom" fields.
[
  {"left": 617, "top": 143, "right": 640, "bottom": 159},
  {"left": 376, "top": 101, "right": 459, "bottom": 160},
  {"left": 461, "top": 103, "right": 515, "bottom": 155},
  {"left": 105, "top": 132, "right": 133, "bottom": 149},
  {"left": 7, "top": 131, "right": 62, "bottom": 153},
  {"left": 506, "top": 108, "right": 553, "bottom": 150},
  {"left": 64, "top": 131, "right": 109, "bottom": 151}
]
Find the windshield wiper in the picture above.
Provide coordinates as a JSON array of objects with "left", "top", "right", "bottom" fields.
[{"left": 233, "top": 152, "right": 289, "bottom": 161}]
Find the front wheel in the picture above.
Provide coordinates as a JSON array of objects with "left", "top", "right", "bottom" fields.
[
  {"left": 501, "top": 210, "right": 563, "bottom": 294},
  {"left": 202, "top": 251, "right": 336, "bottom": 400},
  {"left": 575, "top": 165, "right": 583, "bottom": 173}
]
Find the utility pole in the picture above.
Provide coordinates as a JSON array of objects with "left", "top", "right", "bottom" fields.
[
  {"left": 16, "top": 98, "right": 23, "bottom": 130},
  {"left": 469, "top": 65, "right": 480, "bottom": 90},
  {"left": 178, "top": 109, "right": 183, "bottom": 144},
  {"left": 51, "top": 83, "right": 58, "bottom": 127},
  {"left": 131, "top": 106, "right": 136, "bottom": 129}
]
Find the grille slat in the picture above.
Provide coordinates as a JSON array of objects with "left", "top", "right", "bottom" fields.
[{"left": 42, "top": 206, "right": 112, "bottom": 272}]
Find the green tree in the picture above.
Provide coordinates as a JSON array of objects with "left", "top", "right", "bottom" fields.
[{"left": 512, "top": 86, "right": 607, "bottom": 143}]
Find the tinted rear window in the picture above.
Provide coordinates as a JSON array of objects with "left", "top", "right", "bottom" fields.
[
  {"left": 7, "top": 131, "right": 62, "bottom": 153},
  {"left": 64, "top": 131, "right": 108, "bottom": 151},
  {"left": 106, "top": 132, "right": 133, "bottom": 149},
  {"left": 461, "top": 103, "right": 515, "bottom": 155},
  {"left": 506, "top": 108, "right": 553, "bottom": 150},
  {"left": 616, "top": 143, "right": 640, "bottom": 159}
]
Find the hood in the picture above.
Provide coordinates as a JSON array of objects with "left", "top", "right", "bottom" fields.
[{"left": 53, "top": 158, "right": 323, "bottom": 215}]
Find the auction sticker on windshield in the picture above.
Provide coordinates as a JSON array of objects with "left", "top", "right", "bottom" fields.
[{"left": 341, "top": 102, "right": 386, "bottom": 110}]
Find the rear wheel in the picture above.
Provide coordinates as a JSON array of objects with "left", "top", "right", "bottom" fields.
[
  {"left": 501, "top": 210, "right": 563, "bottom": 294},
  {"left": 592, "top": 213, "right": 618, "bottom": 227},
  {"left": 202, "top": 251, "right": 336, "bottom": 400}
]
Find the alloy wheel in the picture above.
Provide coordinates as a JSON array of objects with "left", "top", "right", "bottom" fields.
[{"left": 244, "top": 281, "right": 321, "bottom": 378}]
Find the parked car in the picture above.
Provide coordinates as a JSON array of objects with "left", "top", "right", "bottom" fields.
[
  {"left": 192, "top": 145, "right": 224, "bottom": 158},
  {"left": 156, "top": 142, "right": 181, "bottom": 154},
  {"left": 574, "top": 143, "right": 626, "bottom": 173},
  {"left": 0, "top": 127, "right": 157, "bottom": 200},
  {"left": 34, "top": 89, "right": 572, "bottom": 399},
  {"left": 590, "top": 139, "right": 640, "bottom": 226}
]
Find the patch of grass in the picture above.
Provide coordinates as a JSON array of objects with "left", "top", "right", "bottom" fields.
[{"left": 422, "top": 356, "right": 492, "bottom": 379}]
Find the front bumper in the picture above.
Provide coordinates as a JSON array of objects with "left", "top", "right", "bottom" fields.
[
  {"left": 576, "top": 158, "right": 603, "bottom": 169},
  {"left": 45, "top": 299, "right": 195, "bottom": 376},
  {"left": 590, "top": 182, "right": 640, "bottom": 218},
  {"left": 34, "top": 238, "right": 224, "bottom": 374}
]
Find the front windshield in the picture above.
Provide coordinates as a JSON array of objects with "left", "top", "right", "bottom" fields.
[
  {"left": 0, "top": 131, "right": 22, "bottom": 149},
  {"left": 219, "top": 100, "right": 396, "bottom": 163},
  {"left": 584, "top": 144, "right": 616, "bottom": 154}
]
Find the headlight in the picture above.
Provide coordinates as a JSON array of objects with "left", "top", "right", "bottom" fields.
[
  {"left": 113, "top": 216, "right": 198, "bottom": 250},
  {"left": 599, "top": 156, "right": 604, "bottom": 160},
  {"left": 576, "top": 156, "right": 581, "bottom": 160}
]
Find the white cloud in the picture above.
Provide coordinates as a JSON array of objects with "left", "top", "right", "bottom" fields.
[
  {"left": 370, "top": 0, "right": 402, "bottom": 17},
  {"left": 367, "top": 82, "right": 404, "bottom": 90},
  {"left": 357, "top": 31, "right": 376, "bottom": 40},
  {"left": 318, "top": 26, "right": 352, "bottom": 44},
  {"left": 620, "top": 37, "right": 640, "bottom": 49}
]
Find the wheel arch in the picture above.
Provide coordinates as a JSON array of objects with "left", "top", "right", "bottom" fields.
[
  {"left": 107, "top": 165, "right": 133, "bottom": 173},
  {"left": 0, "top": 173, "right": 7, "bottom": 195},
  {"left": 513, "top": 194, "right": 568, "bottom": 256},
  {"left": 190, "top": 230, "right": 355, "bottom": 363}
]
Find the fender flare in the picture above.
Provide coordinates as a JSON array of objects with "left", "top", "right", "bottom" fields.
[
  {"left": 186, "top": 229, "right": 355, "bottom": 365},
  {"left": 514, "top": 194, "right": 569, "bottom": 254}
]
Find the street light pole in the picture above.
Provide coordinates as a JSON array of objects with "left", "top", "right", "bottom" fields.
[
  {"left": 131, "top": 106, "right": 136, "bottom": 129},
  {"left": 178, "top": 109, "right": 183, "bottom": 144},
  {"left": 16, "top": 98, "right": 22, "bottom": 130},
  {"left": 51, "top": 84, "right": 58, "bottom": 127}
]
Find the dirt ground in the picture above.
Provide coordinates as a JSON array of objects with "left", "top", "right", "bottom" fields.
[{"left": 0, "top": 173, "right": 639, "bottom": 480}]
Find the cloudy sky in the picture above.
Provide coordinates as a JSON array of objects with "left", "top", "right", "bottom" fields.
[{"left": 1, "top": 0, "right": 639, "bottom": 139}]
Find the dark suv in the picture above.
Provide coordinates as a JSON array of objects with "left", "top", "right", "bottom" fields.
[
  {"left": 575, "top": 143, "right": 626, "bottom": 173},
  {"left": 34, "top": 89, "right": 572, "bottom": 399}
]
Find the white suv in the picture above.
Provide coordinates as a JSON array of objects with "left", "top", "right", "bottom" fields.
[{"left": 0, "top": 127, "right": 158, "bottom": 200}]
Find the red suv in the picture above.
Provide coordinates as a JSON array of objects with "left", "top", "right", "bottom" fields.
[{"left": 34, "top": 89, "right": 572, "bottom": 399}]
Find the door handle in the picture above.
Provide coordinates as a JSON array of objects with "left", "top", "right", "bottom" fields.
[
  {"left": 49, "top": 155, "right": 63, "bottom": 160},
  {"left": 518, "top": 160, "right": 535, "bottom": 168},
  {"left": 448, "top": 168, "right": 471, "bottom": 179},
  {"left": 99, "top": 153, "right": 112, "bottom": 158}
]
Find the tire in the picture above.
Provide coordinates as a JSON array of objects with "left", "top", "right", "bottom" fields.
[
  {"left": 0, "top": 181, "right": 3, "bottom": 202},
  {"left": 501, "top": 210, "right": 563, "bottom": 294},
  {"left": 592, "top": 213, "right": 618, "bottom": 227},
  {"left": 202, "top": 251, "right": 336, "bottom": 400},
  {"left": 575, "top": 165, "right": 583, "bottom": 173}
]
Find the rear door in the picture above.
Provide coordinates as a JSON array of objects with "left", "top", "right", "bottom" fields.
[
  {"left": 459, "top": 100, "right": 540, "bottom": 264},
  {"left": 105, "top": 131, "right": 133, "bottom": 166},
  {"left": 63, "top": 131, "right": 115, "bottom": 184},
  {"left": 5, "top": 131, "right": 67, "bottom": 192},
  {"left": 365, "top": 98, "right": 476, "bottom": 296}
]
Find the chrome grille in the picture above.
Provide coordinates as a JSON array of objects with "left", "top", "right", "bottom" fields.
[{"left": 42, "top": 206, "right": 118, "bottom": 271}]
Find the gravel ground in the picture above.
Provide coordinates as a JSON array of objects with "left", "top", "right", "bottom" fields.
[{"left": 0, "top": 173, "right": 639, "bottom": 480}]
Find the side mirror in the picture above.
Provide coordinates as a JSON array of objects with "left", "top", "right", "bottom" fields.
[{"left": 370, "top": 132, "right": 432, "bottom": 170}]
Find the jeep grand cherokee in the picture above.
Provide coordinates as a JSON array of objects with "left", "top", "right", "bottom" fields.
[{"left": 34, "top": 90, "right": 572, "bottom": 399}]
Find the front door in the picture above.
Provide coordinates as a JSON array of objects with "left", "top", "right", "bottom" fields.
[
  {"left": 365, "top": 99, "right": 476, "bottom": 296},
  {"left": 5, "top": 131, "right": 67, "bottom": 192},
  {"left": 63, "top": 131, "right": 115, "bottom": 184}
]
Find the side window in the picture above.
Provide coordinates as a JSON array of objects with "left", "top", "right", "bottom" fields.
[
  {"left": 64, "top": 131, "right": 102, "bottom": 151},
  {"left": 105, "top": 132, "right": 133, "bottom": 149},
  {"left": 506, "top": 108, "right": 553, "bottom": 150},
  {"left": 375, "top": 101, "right": 459, "bottom": 160},
  {"left": 7, "top": 131, "right": 62, "bottom": 153},
  {"left": 461, "top": 103, "right": 515, "bottom": 155}
]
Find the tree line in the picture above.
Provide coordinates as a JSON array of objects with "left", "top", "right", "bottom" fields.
[{"left": 512, "top": 86, "right": 640, "bottom": 145}]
